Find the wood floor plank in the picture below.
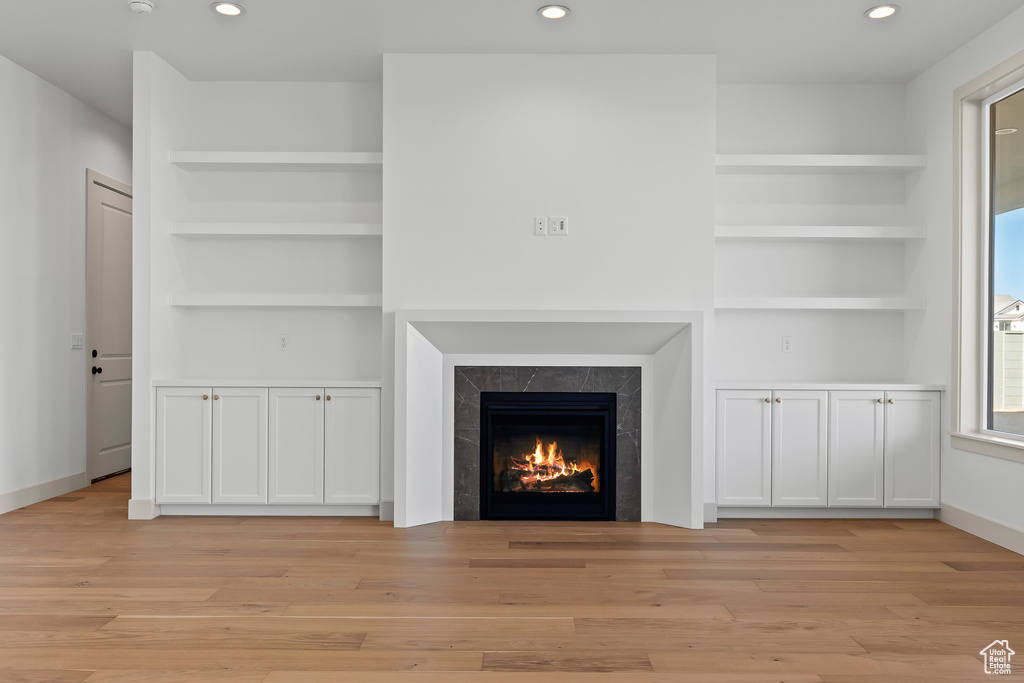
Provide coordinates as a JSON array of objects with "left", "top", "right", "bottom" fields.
[
  {"left": 0, "top": 670, "right": 93, "bottom": 683},
  {"left": 482, "top": 651, "right": 654, "bottom": 672}
]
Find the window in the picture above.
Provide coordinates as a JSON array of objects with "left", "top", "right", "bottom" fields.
[
  {"left": 987, "top": 85, "right": 1024, "bottom": 437},
  {"left": 952, "top": 49, "right": 1024, "bottom": 464}
]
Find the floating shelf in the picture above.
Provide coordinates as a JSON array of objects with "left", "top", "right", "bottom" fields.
[
  {"left": 715, "top": 154, "right": 926, "bottom": 175},
  {"left": 170, "top": 151, "right": 383, "bottom": 172},
  {"left": 715, "top": 297, "right": 925, "bottom": 311},
  {"left": 715, "top": 225, "right": 925, "bottom": 242},
  {"left": 169, "top": 293, "right": 383, "bottom": 308},
  {"left": 170, "top": 223, "right": 383, "bottom": 238}
]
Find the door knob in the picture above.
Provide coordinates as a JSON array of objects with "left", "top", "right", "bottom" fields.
[
  {"left": 91, "top": 349, "right": 98, "bottom": 358},
  {"left": 91, "top": 366, "right": 102, "bottom": 375}
]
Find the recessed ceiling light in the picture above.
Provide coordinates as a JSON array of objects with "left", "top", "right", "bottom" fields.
[
  {"left": 211, "top": 2, "right": 245, "bottom": 16},
  {"left": 996, "top": 128, "right": 1019, "bottom": 135},
  {"left": 538, "top": 5, "right": 570, "bottom": 19},
  {"left": 865, "top": 5, "right": 899, "bottom": 19}
]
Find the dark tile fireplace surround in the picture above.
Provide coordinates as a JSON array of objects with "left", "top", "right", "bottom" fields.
[{"left": 454, "top": 366, "right": 641, "bottom": 521}]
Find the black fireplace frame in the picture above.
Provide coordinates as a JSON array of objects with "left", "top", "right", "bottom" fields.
[{"left": 480, "top": 391, "right": 616, "bottom": 521}]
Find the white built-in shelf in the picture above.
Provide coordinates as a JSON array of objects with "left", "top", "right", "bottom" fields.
[
  {"left": 168, "top": 293, "right": 383, "bottom": 308},
  {"left": 715, "top": 154, "right": 926, "bottom": 175},
  {"left": 170, "top": 222, "right": 383, "bottom": 238},
  {"left": 715, "top": 297, "right": 925, "bottom": 311},
  {"left": 169, "top": 151, "right": 383, "bottom": 172},
  {"left": 715, "top": 225, "right": 924, "bottom": 242},
  {"left": 153, "top": 378, "right": 383, "bottom": 388}
]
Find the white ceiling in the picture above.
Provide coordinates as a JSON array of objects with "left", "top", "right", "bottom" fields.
[{"left": 2, "top": 0, "right": 1023, "bottom": 127}]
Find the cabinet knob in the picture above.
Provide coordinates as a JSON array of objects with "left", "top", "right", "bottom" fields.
[
  {"left": 888, "top": 398, "right": 895, "bottom": 404},
  {"left": 877, "top": 398, "right": 884, "bottom": 403},
  {"left": 326, "top": 395, "right": 332, "bottom": 401},
  {"left": 202, "top": 394, "right": 209, "bottom": 401},
  {"left": 316, "top": 395, "right": 321, "bottom": 401},
  {"left": 764, "top": 397, "right": 770, "bottom": 403},
  {"left": 213, "top": 395, "right": 219, "bottom": 400},
  {"left": 775, "top": 397, "right": 782, "bottom": 403}
]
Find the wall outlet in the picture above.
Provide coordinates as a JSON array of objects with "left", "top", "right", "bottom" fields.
[
  {"left": 279, "top": 334, "right": 289, "bottom": 350},
  {"left": 549, "top": 216, "right": 569, "bottom": 236},
  {"left": 70, "top": 333, "right": 84, "bottom": 350},
  {"left": 782, "top": 336, "right": 794, "bottom": 353},
  {"left": 534, "top": 216, "right": 548, "bottom": 236}
]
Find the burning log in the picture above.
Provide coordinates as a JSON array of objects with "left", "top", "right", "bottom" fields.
[{"left": 501, "top": 467, "right": 595, "bottom": 493}]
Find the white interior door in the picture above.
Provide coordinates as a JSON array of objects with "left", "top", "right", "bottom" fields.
[{"left": 86, "top": 170, "right": 132, "bottom": 482}]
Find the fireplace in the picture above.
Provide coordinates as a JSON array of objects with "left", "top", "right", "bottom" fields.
[{"left": 480, "top": 391, "right": 616, "bottom": 520}]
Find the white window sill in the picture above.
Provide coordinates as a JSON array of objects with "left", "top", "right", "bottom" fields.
[{"left": 951, "top": 432, "right": 1024, "bottom": 465}]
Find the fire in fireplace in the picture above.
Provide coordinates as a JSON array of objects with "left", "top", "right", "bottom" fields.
[{"left": 480, "top": 392, "right": 616, "bottom": 520}]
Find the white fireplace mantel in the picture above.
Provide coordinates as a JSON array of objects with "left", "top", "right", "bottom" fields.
[{"left": 392, "top": 309, "right": 705, "bottom": 529}]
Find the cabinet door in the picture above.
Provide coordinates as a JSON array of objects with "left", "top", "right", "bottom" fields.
[
  {"left": 716, "top": 390, "right": 772, "bottom": 506},
  {"left": 829, "top": 391, "right": 884, "bottom": 507},
  {"left": 269, "top": 388, "right": 325, "bottom": 504},
  {"left": 155, "top": 387, "right": 211, "bottom": 504},
  {"left": 884, "top": 391, "right": 940, "bottom": 507},
  {"left": 212, "top": 387, "right": 268, "bottom": 504},
  {"left": 772, "top": 390, "right": 828, "bottom": 506},
  {"left": 324, "top": 388, "right": 381, "bottom": 505}
]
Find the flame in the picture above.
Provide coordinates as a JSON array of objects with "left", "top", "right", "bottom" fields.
[{"left": 510, "top": 437, "right": 582, "bottom": 485}]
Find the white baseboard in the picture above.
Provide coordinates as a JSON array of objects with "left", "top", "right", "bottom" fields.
[
  {"left": 378, "top": 500, "right": 395, "bottom": 521},
  {"left": 716, "top": 507, "right": 937, "bottom": 519},
  {"left": 0, "top": 472, "right": 88, "bottom": 515},
  {"left": 704, "top": 502, "right": 718, "bottom": 523},
  {"left": 128, "top": 498, "right": 161, "bottom": 520},
  {"left": 159, "top": 504, "right": 380, "bottom": 517},
  {"left": 939, "top": 503, "right": 1024, "bottom": 555}
]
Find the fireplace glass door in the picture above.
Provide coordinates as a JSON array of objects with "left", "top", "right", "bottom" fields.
[{"left": 480, "top": 392, "right": 615, "bottom": 520}]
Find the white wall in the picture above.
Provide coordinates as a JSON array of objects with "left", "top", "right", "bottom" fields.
[
  {"left": 382, "top": 53, "right": 717, "bottom": 509},
  {"left": 905, "top": 7, "right": 1024, "bottom": 534},
  {"left": 0, "top": 53, "right": 131, "bottom": 507}
]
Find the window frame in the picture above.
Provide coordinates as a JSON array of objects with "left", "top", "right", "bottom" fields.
[{"left": 952, "top": 49, "right": 1024, "bottom": 465}]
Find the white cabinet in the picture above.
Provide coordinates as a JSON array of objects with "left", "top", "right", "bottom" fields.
[
  {"left": 717, "top": 391, "right": 772, "bottom": 506},
  {"left": 268, "top": 388, "right": 326, "bottom": 504},
  {"left": 772, "top": 391, "right": 828, "bottom": 507},
  {"left": 157, "top": 387, "right": 268, "bottom": 504},
  {"left": 156, "top": 384, "right": 380, "bottom": 509},
  {"left": 325, "top": 388, "right": 381, "bottom": 505},
  {"left": 884, "top": 391, "right": 941, "bottom": 507},
  {"left": 716, "top": 387, "right": 941, "bottom": 510},
  {"left": 828, "top": 391, "right": 885, "bottom": 507},
  {"left": 156, "top": 388, "right": 211, "bottom": 504},
  {"left": 212, "top": 388, "right": 268, "bottom": 504}
]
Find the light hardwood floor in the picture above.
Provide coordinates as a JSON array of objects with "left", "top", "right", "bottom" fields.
[{"left": 0, "top": 474, "right": 1022, "bottom": 682}]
